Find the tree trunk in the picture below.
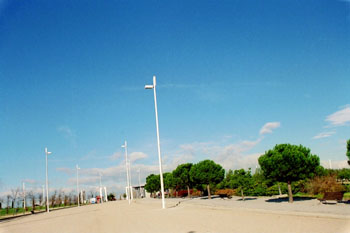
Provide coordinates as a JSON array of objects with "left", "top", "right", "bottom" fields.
[
  {"left": 32, "top": 198, "right": 35, "bottom": 213},
  {"left": 287, "top": 181, "right": 293, "bottom": 203},
  {"left": 187, "top": 186, "right": 191, "bottom": 198},
  {"left": 278, "top": 183, "right": 282, "bottom": 195},
  {"left": 241, "top": 189, "right": 245, "bottom": 201},
  {"left": 207, "top": 185, "right": 211, "bottom": 199}
]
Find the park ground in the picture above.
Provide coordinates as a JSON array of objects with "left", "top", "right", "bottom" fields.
[{"left": 0, "top": 197, "right": 349, "bottom": 233}]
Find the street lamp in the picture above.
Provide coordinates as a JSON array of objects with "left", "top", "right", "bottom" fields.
[
  {"left": 145, "top": 75, "right": 165, "bottom": 209},
  {"left": 76, "top": 165, "right": 80, "bottom": 207},
  {"left": 45, "top": 147, "right": 52, "bottom": 213},
  {"left": 122, "top": 141, "right": 131, "bottom": 204},
  {"left": 99, "top": 172, "right": 103, "bottom": 204},
  {"left": 138, "top": 168, "right": 141, "bottom": 198},
  {"left": 22, "top": 182, "right": 26, "bottom": 211}
]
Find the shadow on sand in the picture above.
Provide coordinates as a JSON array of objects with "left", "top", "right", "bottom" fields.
[
  {"left": 265, "top": 196, "right": 315, "bottom": 203},
  {"left": 237, "top": 197, "right": 257, "bottom": 201}
]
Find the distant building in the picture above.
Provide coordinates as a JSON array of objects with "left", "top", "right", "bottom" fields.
[{"left": 125, "top": 185, "right": 146, "bottom": 199}]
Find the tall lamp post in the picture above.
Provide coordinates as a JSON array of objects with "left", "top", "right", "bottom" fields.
[
  {"left": 76, "top": 165, "right": 80, "bottom": 207},
  {"left": 22, "top": 182, "right": 26, "bottom": 211},
  {"left": 122, "top": 141, "right": 131, "bottom": 204},
  {"left": 99, "top": 172, "right": 103, "bottom": 204},
  {"left": 145, "top": 75, "right": 165, "bottom": 209},
  {"left": 45, "top": 147, "right": 52, "bottom": 213},
  {"left": 138, "top": 168, "right": 141, "bottom": 198}
]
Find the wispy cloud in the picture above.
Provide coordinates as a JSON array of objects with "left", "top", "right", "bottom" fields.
[
  {"left": 56, "top": 167, "right": 74, "bottom": 175},
  {"left": 259, "top": 122, "right": 281, "bottom": 135},
  {"left": 326, "top": 105, "right": 350, "bottom": 126},
  {"left": 57, "top": 126, "right": 77, "bottom": 147},
  {"left": 320, "top": 160, "right": 348, "bottom": 169},
  {"left": 175, "top": 122, "right": 277, "bottom": 170},
  {"left": 109, "top": 152, "right": 121, "bottom": 161},
  {"left": 22, "top": 179, "right": 38, "bottom": 184},
  {"left": 54, "top": 122, "right": 277, "bottom": 194},
  {"left": 312, "top": 131, "right": 336, "bottom": 139},
  {"left": 129, "top": 152, "right": 148, "bottom": 162}
]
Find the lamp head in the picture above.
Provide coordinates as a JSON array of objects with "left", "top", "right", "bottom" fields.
[
  {"left": 144, "top": 85, "right": 154, "bottom": 89},
  {"left": 45, "top": 147, "right": 52, "bottom": 155}
]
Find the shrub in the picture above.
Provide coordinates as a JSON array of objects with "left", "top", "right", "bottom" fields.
[
  {"left": 306, "top": 175, "right": 344, "bottom": 195},
  {"left": 266, "top": 183, "right": 288, "bottom": 196},
  {"left": 191, "top": 189, "right": 202, "bottom": 197},
  {"left": 215, "top": 189, "right": 236, "bottom": 198}
]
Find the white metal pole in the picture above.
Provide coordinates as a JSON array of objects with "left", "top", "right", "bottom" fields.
[
  {"left": 123, "top": 141, "right": 131, "bottom": 204},
  {"left": 138, "top": 168, "right": 141, "bottom": 198},
  {"left": 45, "top": 148, "right": 50, "bottom": 213},
  {"left": 152, "top": 76, "right": 166, "bottom": 209},
  {"left": 104, "top": 187, "right": 107, "bottom": 202},
  {"left": 99, "top": 174, "right": 103, "bottom": 203},
  {"left": 129, "top": 160, "right": 133, "bottom": 200},
  {"left": 76, "top": 165, "right": 80, "bottom": 207},
  {"left": 22, "top": 182, "right": 26, "bottom": 211}
]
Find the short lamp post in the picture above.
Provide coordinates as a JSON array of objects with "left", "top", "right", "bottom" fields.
[
  {"left": 45, "top": 147, "right": 52, "bottom": 213},
  {"left": 122, "top": 141, "right": 131, "bottom": 204},
  {"left": 76, "top": 165, "right": 80, "bottom": 207}
]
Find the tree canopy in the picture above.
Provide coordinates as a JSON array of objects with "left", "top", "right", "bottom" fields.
[
  {"left": 144, "top": 174, "right": 160, "bottom": 195},
  {"left": 173, "top": 163, "right": 193, "bottom": 197},
  {"left": 189, "top": 160, "right": 225, "bottom": 198},
  {"left": 258, "top": 144, "right": 320, "bottom": 202},
  {"left": 163, "top": 172, "right": 175, "bottom": 190},
  {"left": 218, "top": 169, "right": 255, "bottom": 200}
]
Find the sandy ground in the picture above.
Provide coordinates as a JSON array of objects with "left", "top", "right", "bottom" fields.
[{"left": 0, "top": 198, "right": 349, "bottom": 233}]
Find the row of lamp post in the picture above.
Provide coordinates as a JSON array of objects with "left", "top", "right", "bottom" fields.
[{"left": 43, "top": 75, "right": 165, "bottom": 212}]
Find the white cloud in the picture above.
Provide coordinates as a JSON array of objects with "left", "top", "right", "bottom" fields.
[
  {"left": 176, "top": 138, "right": 262, "bottom": 170},
  {"left": 320, "top": 160, "right": 349, "bottom": 169},
  {"left": 52, "top": 122, "right": 278, "bottom": 195},
  {"left": 23, "top": 179, "right": 37, "bottom": 184},
  {"left": 259, "top": 122, "right": 281, "bottom": 135},
  {"left": 109, "top": 152, "right": 121, "bottom": 161},
  {"left": 57, "top": 125, "right": 77, "bottom": 146},
  {"left": 129, "top": 152, "right": 148, "bottom": 162},
  {"left": 326, "top": 105, "right": 350, "bottom": 126},
  {"left": 312, "top": 131, "right": 336, "bottom": 139},
  {"left": 56, "top": 167, "right": 74, "bottom": 175}
]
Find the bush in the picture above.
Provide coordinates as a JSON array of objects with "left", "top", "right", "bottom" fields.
[
  {"left": 266, "top": 183, "right": 288, "bottom": 196},
  {"left": 191, "top": 189, "right": 202, "bottom": 197},
  {"left": 215, "top": 189, "right": 236, "bottom": 198},
  {"left": 306, "top": 175, "right": 344, "bottom": 195}
]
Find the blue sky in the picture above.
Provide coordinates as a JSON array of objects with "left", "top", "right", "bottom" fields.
[{"left": 0, "top": 0, "right": 349, "bottom": 195}]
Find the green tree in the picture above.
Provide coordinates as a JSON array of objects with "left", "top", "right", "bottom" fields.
[
  {"left": 107, "top": 193, "right": 115, "bottom": 201},
  {"left": 258, "top": 144, "right": 320, "bottom": 203},
  {"left": 163, "top": 172, "right": 176, "bottom": 197},
  {"left": 347, "top": 139, "right": 350, "bottom": 165},
  {"left": 144, "top": 174, "right": 160, "bottom": 197},
  {"left": 338, "top": 168, "right": 350, "bottom": 182},
  {"left": 218, "top": 169, "right": 253, "bottom": 200},
  {"left": 190, "top": 160, "right": 225, "bottom": 199},
  {"left": 173, "top": 163, "right": 193, "bottom": 198},
  {"left": 232, "top": 169, "right": 253, "bottom": 200}
]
